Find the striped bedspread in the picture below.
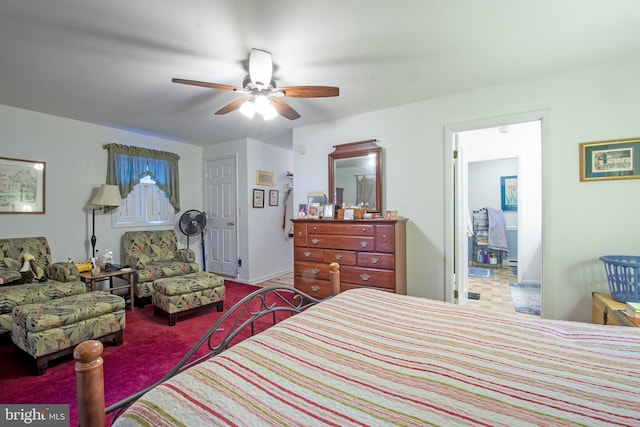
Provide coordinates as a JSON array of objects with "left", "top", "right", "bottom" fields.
[{"left": 114, "top": 289, "right": 640, "bottom": 426}]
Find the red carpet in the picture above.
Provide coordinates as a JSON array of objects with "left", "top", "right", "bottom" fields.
[{"left": 0, "top": 281, "right": 263, "bottom": 426}]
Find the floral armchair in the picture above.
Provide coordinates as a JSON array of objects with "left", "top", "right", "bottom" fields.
[
  {"left": 121, "top": 230, "right": 200, "bottom": 306},
  {"left": 0, "top": 237, "right": 86, "bottom": 335}
]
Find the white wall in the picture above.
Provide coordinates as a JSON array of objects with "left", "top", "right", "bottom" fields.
[
  {"left": 0, "top": 105, "right": 204, "bottom": 266},
  {"left": 292, "top": 59, "right": 640, "bottom": 322},
  {"left": 246, "top": 139, "right": 294, "bottom": 283}
]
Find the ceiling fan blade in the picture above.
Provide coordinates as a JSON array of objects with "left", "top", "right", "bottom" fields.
[
  {"left": 272, "top": 98, "right": 301, "bottom": 120},
  {"left": 279, "top": 86, "right": 339, "bottom": 98},
  {"left": 172, "top": 78, "right": 241, "bottom": 92},
  {"left": 248, "top": 49, "right": 273, "bottom": 88},
  {"left": 215, "top": 97, "right": 249, "bottom": 115}
]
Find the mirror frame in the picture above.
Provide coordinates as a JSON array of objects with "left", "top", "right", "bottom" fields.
[{"left": 328, "top": 139, "right": 382, "bottom": 214}]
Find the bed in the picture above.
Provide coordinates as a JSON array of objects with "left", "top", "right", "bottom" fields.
[{"left": 74, "top": 265, "right": 640, "bottom": 426}]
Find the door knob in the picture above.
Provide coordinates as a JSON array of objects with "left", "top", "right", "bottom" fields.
[{"left": 227, "top": 221, "right": 236, "bottom": 226}]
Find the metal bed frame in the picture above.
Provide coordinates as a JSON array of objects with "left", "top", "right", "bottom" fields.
[{"left": 74, "top": 262, "right": 341, "bottom": 426}]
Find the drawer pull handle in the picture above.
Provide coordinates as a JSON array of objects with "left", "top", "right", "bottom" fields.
[
  {"left": 360, "top": 241, "right": 369, "bottom": 248},
  {"left": 304, "top": 251, "right": 312, "bottom": 258},
  {"left": 311, "top": 238, "right": 320, "bottom": 245},
  {"left": 334, "top": 254, "right": 343, "bottom": 260},
  {"left": 370, "top": 257, "right": 379, "bottom": 264},
  {"left": 297, "top": 232, "right": 302, "bottom": 237},
  {"left": 381, "top": 234, "right": 388, "bottom": 242},
  {"left": 311, "top": 285, "right": 320, "bottom": 292},
  {"left": 311, "top": 268, "right": 320, "bottom": 274},
  {"left": 360, "top": 273, "right": 371, "bottom": 281},
  {"left": 313, "top": 226, "right": 318, "bottom": 231},
  {"left": 362, "top": 228, "right": 367, "bottom": 232}
]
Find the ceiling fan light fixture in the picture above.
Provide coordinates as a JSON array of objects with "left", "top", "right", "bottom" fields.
[
  {"left": 253, "top": 95, "right": 277, "bottom": 120},
  {"left": 239, "top": 100, "right": 256, "bottom": 118},
  {"left": 261, "top": 103, "right": 278, "bottom": 121}
]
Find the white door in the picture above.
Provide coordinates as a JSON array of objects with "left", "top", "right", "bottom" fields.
[
  {"left": 205, "top": 157, "right": 238, "bottom": 276},
  {"left": 454, "top": 139, "right": 470, "bottom": 305}
]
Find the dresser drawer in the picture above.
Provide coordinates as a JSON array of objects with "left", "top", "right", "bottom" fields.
[
  {"left": 295, "top": 278, "right": 332, "bottom": 299},
  {"left": 375, "top": 225, "right": 395, "bottom": 253},
  {"left": 294, "top": 247, "right": 323, "bottom": 262},
  {"left": 307, "top": 223, "right": 374, "bottom": 236},
  {"left": 308, "top": 234, "right": 375, "bottom": 251},
  {"left": 293, "top": 223, "right": 307, "bottom": 247},
  {"left": 294, "top": 260, "right": 329, "bottom": 280},
  {"left": 341, "top": 283, "right": 394, "bottom": 293},
  {"left": 357, "top": 252, "right": 394, "bottom": 269},
  {"left": 323, "top": 250, "right": 356, "bottom": 265},
  {"left": 340, "top": 265, "right": 395, "bottom": 289}
]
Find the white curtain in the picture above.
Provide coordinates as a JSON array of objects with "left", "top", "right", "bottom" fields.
[{"left": 356, "top": 176, "right": 376, "bottom": 210}]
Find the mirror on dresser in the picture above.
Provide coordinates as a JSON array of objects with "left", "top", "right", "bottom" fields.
[{"left": 328, "top": 139, "right": 382, "bottom": 214}]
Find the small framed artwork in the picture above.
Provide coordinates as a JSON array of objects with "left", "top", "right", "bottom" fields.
[
  {"left": 298, "top": 203, "right": 308, "bottom": 218},
  {"left": 256, "top": 170, "right": 275, "bottom": 186},
  {"left": 579, "top": 137, "right": 640, "bottom": 181},
  {"left": 500, "top": 175, "right": 518, "bottom": 211},
  {"left": 343, "top": 208, "right": 355, "bottom": 220},
  {"left": 322, "top": 204, "right": 335, "bottom": 219},
  {"left": 269, "top": 190, "right": 279, "bottom": 206},
  {"left": 0, "top": 157, "right": 46, "bottom": 214},
  {"left": 308, "top": 203, "right": 320, "bottom": 219},
  {"left": 253, "top": 189, "right": 265, "bottom": 208}
]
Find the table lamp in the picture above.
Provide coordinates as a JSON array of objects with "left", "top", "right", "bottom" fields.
[{"left": 90, "top": 184, "right": 122, "bottom": 257}]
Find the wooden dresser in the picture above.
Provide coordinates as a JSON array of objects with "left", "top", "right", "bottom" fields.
[
  {"left": 292, "top": 219, "right": 407, "bottom": 299},
  {"left": 592, "top": 292, "right": 640, "bottom": 327}
]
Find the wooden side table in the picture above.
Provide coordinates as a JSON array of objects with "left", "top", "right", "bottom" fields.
[
  {"left": 80, "top": 268, "right": 135, "bottom": 311},
  {"left": 592, "top": 292, "right": 639, "bottom": 327}
]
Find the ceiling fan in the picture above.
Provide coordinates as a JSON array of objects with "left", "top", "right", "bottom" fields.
[{"left": 172, "top": 49, "right": 339, "bottom": 121}]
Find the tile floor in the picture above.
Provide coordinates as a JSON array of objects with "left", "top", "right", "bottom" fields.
[{"left": 466, "top": 265, "right": 539, "bottom": 317}]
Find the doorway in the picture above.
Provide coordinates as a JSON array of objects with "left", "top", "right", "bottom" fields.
[
  {"left": 204, "top": 156, "right": 238, "bottom": 277},
  {"left": 444, "top": 112, "right": 545, "bottom": 315}
]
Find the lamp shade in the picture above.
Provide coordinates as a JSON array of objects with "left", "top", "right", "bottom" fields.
[{"left": 90, "top": 184, "right": 122, "bottom": 207}]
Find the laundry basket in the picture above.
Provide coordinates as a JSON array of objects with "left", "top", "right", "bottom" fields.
[{"left": 599, "top": 255, "right": 640, "bottom": 302}]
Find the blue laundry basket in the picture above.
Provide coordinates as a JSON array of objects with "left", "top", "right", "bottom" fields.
[{"left": 599, "top": 255, "right": 640, "bottom": 302}]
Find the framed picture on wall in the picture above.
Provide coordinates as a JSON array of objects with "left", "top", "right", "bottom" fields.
[
  {"left": 501, "top": 175, "right": 517, "bottom": 211},
  {"left": 253, "top": 189, "right": 265, "bottom": 208},
  {"left": 579, "top": 137, "right": 640, "bottom": 181},
  {"left": 256, "top": 170, "right": 274, "bottom": 186},
  {"left": 269, "top": 190, "right": 279, "bottom": 206},
  {"left": 0, "top": 157, "right": 46, "bottom": 214}
]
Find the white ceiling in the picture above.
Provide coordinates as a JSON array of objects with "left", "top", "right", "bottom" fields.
[{"left": 1, "top": 0, "right": 640, "bottom": 148}]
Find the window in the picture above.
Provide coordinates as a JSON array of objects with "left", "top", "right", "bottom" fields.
[{"left": 112, "top": 176, "right": 174, "bottom": 228}]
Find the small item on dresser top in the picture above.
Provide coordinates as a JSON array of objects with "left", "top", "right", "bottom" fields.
[{"left": 343, "top": 208, "right": 354, "bottom": 220}]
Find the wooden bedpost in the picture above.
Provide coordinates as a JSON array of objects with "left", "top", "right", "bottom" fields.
[
  {"left": 329, "top": 262, "right": 340, "bottom": 296},
  {"left": 74, "top": 340, "right": 106, "bottom": 427}
]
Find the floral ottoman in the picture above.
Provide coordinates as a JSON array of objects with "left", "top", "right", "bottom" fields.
[
  {"left": 12, "top": 291, "right": 126, "bottom": 375},
  {"left": 152, "top": 272, "right": 225, "bottom": 326}
]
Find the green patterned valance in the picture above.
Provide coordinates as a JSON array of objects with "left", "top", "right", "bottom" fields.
[{"left": 104, "top": 143, "right": 181, "bottom": 212}]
